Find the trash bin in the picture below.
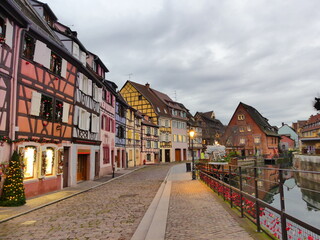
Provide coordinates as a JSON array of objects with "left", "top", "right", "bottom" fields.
[{"left": 186, "top": 162, "right": 191, "bottom": 172}]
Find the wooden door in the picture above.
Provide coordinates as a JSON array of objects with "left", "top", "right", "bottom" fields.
[
  {"left": 63, "top": 147, "right": 69, "bottom": 188},
  {"left": 77, "top": 154, "right": 88, "bottom": 181},
  {"left": 116, "top": 150, "right": 121, "bottom": 168},
  {"left": 175, "top": 149, "right": 181, "bottom": 161},
  {"left": 95, "top": 151, "right": 100, "bottom": 178},
  {"left": 183, "top": 149, "right": 187, "bottom": 161}
]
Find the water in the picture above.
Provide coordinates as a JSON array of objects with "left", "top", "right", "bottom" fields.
[{"left": 258, "top": 158, "right": 320, "bottom": 229}]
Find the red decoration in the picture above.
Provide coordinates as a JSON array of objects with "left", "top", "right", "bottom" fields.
[{"left": 26, "top": 61, "right": 30, "bottom": 65}]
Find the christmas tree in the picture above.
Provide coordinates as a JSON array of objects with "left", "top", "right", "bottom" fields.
[{"left": 0, "top": 151, "right": 26, "bottom": 206}]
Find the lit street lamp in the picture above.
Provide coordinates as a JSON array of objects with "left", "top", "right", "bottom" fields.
[{"left": 189, "top": 129, "right": 196, "bottom": 180}]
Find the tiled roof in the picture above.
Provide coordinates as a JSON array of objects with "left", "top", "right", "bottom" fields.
[
  {"left": 240, "top": 102, "right": 279, "bottom": 137},
  {"left": 128, "top": 81, "right": 171, "bottom": 118}
]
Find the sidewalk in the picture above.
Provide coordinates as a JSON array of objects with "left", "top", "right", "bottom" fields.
[
  {"left": 132, "top": 164, "right": 260, "bottom": 240},
  {"left": 0, "top": 167, "right": 142, "bottom": 223}
]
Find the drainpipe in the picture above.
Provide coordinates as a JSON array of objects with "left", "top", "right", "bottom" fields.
[{"left": 10, "top": 25, "right": 30, "bottom": 155}]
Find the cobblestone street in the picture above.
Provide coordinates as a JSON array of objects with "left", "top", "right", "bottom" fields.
[{"left": 0, "top": 165, "right": 171, "bottom": 240}]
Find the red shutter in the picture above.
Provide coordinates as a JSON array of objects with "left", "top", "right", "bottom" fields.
[
  {"left": 106, "top": 116, "right": 110, "bottom": 131},
  {"left": 101, "top": 115, "right": 104, "bottom": 130}
]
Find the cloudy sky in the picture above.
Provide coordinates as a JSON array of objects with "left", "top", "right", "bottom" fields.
[{"left": 47, "top": 0, "right": 320, "bottom": 126}]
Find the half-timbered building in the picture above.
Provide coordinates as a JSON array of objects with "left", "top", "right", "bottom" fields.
[
  {"left": 2, "top": 0, "right": 79, "bottom": 197},
  {"left": 126, "top": 107, "right": 142, "bottom": 167},
  {"left": 141, "top": 115, "right": 160, "bottom": 164},
  {"left": 120, "top": 81, "right": 173, "bottom": 162}
]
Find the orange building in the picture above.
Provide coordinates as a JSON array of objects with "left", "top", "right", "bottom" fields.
[{"left": 222, "top": 102, "right": 280, "bottom": 158}]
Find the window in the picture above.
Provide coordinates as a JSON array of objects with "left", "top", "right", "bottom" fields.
[
  {"left": 44, "top": 147, "right": 54, "bottom": 176},
  {"left": 103, "top": 146, "right": 110, "bottom": 164},
  {"left": 55, "top": 100, "right": 63, "bottom": 122},
  {"left": 238, "top": 114, "right": 245, "bottom": 120},
  {"left": 154, "top": 141, "right": 158, "bottom": 148},
  {"left": 146, "top": 127, "right": 151, "bottom": 135},
  {"left": 147, "top": 141, "right": 151, "bottom": 148},
  {"left": 239, "top": 138, "right": 245, "bottom": 144},
  {"left": 91, "top": 114, "right": 99, "bottom": 133},
  {"left": 41, "top": 95, "right": 53, "bottom": 120},
  {"left": 239, "top": 126, "right": 245, "bottom": 132},
  {"left": 128, "top": 130, "right": 133, "bottom": 139},
  {"left": 50, "top": 52, "right": 62, "bottom": 75},
  {"left": 22, "top": 34, "right": 36, "bottom": 60},
  {"left": 0, "top": 17, "right": 6, "bottom": 41},
  {"left": 147, "top": 154, "right": 151, "bottom": 161},
  {"left": 102, "top": 89, "right": 106, "bottom": 101},
  {"left": 173, "top": 134, "right": 177, "bottom": 142},
  {"left": 117, "top": 126, "right": 125, "bottom": 138},
  {"left": 138, "top": 95, "right": 143, "bottom": 100},
  {"left": 23, "top": 146, "right": 37, "bottom": 179},
  {"left": 254, "top": 137, "right": 260, "bottom": 144},
  {"left": 154, "top": 128, "right": 158, "bottom": 136},
  {"left": 247, "top": 126, "right": 252, "bottom": 132},
  {"left": 79, "top": 108, "right": 89, "bottom": 130},
  {"left": 165, "top": 120, "right": 169, "bottom": 127}
]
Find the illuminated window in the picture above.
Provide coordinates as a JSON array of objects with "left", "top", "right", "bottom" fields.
[
  {"left": 41, "top": 95, "right": 53, "bottom": 120},
  {"left": 239, "top": 138, "right": 245, "bottom": 145},
  {"left": 23, "top": 146, "right": 36, "bottom": 179},
  {"left": 254, "top": 137, "right": 261, "bottom": 144},
  {"left": 238, "top": 114, "right": 245, "bottom": 120},
  {"left": 239, "top": 126, "right": 245, "bottom": 132},
  {"left": 247, "top": 126, "right": 252, "bottom": 132},
  {"left": 45, "top": 147, "right": 54, "bottom": 176},
  {"left": 0, "top": 17, "right": 6, "bottom": 40},
  {"left": 55, "top": 100, "right": 63, "bottom": 122}
]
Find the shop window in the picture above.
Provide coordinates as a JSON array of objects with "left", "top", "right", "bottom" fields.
[
  {"left": 42, "top": 147, "right": 54, "bottom": 176},
  {"left": 23, "top": 146, "right": 37, "bottom": 179},
  {"left": 41, "top": 95, "right": 53, "bottom": 120},
  {"left": 22, "top": 34, "right": 36, "bottom": 60},
  {"left": 50, "top": 52, "right": 62, "bottom": 75},
  {"left": 55, "top": 100, "right": 63, "bottom": 122}
]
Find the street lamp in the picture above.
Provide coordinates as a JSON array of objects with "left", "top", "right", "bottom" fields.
[{"left": 189, "top": 129, "right": 196, "bottom": 180}]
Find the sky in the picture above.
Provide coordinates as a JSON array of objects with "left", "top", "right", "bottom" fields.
[{"left": 46, "top": 0, "right": 320, "bottom": 126}]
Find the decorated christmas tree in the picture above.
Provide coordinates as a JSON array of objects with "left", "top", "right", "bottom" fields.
[{"left": 0, "top": 151, "right": 26, "bottom": 206}]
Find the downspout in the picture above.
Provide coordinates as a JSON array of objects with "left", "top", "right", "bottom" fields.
[{"left": 10, "top": 24, "right": 30, "bottom": 154}]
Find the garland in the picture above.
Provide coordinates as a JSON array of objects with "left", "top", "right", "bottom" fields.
[{"left": 0, "top": 136, "right": 59, "bottom": 144}]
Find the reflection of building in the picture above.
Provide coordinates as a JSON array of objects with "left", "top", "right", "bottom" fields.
[
  {"left": 299, "top": 113, "right": 320, "bottom": 154},
  {"left": 293, "top": 156, "right": 320, "bottom": 210},
  {"left": 222, "top": 102, "right": 280, "bottom": 158},
  {"left": 194, "top": 111, "right": 225, "bottom": 145}
]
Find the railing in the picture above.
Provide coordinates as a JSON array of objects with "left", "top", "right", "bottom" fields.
[{"left": 197, "top": 163, "right": 320, "bottom": 240}]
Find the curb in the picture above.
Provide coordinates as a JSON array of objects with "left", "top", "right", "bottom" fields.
[{"left": 0, "top": 166, "right": 144, "bottom": 224}]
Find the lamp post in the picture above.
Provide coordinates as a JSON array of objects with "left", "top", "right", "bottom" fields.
[{"left": 189, "top": 129, "right": 196, "bottom": 180}]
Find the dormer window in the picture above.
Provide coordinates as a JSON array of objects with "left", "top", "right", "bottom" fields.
[
  {"left": 44, "top": 11, "right": 53, "bottom": 26},
  {"left": 238, "top": 114, "right": 245, "bottom": 120}
]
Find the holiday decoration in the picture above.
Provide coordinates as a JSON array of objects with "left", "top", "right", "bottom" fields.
[{"left": 0, "top": 151, "right": 26, "bottom": 206}]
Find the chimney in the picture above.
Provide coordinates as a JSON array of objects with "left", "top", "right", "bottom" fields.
[
  {"left": 145, "top": 83, "right": 150, "bottom": 88},
  {"left": 282, "top": 122, "right": 284, "bottom": 126}
]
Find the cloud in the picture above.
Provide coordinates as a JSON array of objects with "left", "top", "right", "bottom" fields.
[{"left": 47, "top": 0, "right": 320, "bottom": 126}]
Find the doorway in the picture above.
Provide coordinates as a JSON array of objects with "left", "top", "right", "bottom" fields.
[
  {"left": 77, "top": 154, "right": 88, "bottom": 181},
  {"left": 165, "top": 149, "right": 170, "bottom": 162},
  {"left": 175, "top": 149, "right": 181, "bottom": 161}
]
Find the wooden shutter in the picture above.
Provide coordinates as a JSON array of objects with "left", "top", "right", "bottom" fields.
[
  {"left": 5, "top": 19, "right": 13, "bottom": 48},
  {"left": 72, "top": 42, "right": 79, "bottom": 59},
  {"left": 73, "top": 106, "right": 79, "bottom": 125},
  {"left": 30, "top": 91, "right": 41, "bottom": 116},
  {"left": 62, "top": 102, "right": 70, "bottom": 123},
  {"left": 88, "top": 79, "right": 92, "bottom": 96},
  {"left": 80, "top": 51, "right": 86, "bottom": 65},
  {"left": 91, "top": 114, "right": 99, "bottom": 133},
  {"left": 77, "top": 72, "right": 83, "bottom": 90},
  {"left": 34, "top": 40, "right": 51, "bottom": 69},
  {"left": 106, "top": 116, "right": 110, "bottom": 131},
  {"left": 98, "top": 88, "right": 102, "bottom": 103},
  {"left": 84, "top": 111, "right": 89, "bottom": 131},
  {"left": 61, "top": 59, "right": 67, "bottom": 79}
]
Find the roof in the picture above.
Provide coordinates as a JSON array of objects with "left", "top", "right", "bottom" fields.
[
  {"left": 240, "top": 102, "right": 279, "bottom": 137},
  {"left": 195, "top": 111, "right": 224, "bottom": 127},
  {"left": 127, "top": 81, "right": 171, "bottom": 118},
  {"left": 151, "top": 89, "right": 184, "bottom": 111}
]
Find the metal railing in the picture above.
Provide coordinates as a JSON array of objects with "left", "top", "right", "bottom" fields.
[{"left": 197, "top": 163, "right": 320, "bottom": 240}]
